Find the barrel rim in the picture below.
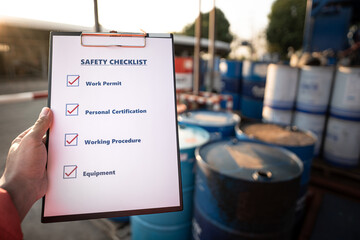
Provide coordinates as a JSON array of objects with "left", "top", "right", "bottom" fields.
[
  {"left": 178, "top": 110, "right": 241, "bottom": 127},
  {"left": 195, "top": 138, "right": 304, "bottom": 183},
  {"left": 178, "top": 124, "right": 211, "bottom": 150},
  {"left": 235, "top": 122, "right": 318, "bottom": 147}
]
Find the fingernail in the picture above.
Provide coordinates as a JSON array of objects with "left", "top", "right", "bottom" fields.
[{"left": 39, "top": 107, "right": 50, "bottom": 118}]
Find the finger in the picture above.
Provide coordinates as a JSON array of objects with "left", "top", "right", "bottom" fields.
[
  {"left": 18, "top": 127, "right": 33, "bottom": 139},
  {"left": 12, "top": 127, "right": 33, "bottom": 145},
  {"left": 27, "top": 107, "right": 53, "bottom": 141}
]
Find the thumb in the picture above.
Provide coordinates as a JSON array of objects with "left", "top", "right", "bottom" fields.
[{"left": 28, "top": 107, "right": 53, "bottom": 141}]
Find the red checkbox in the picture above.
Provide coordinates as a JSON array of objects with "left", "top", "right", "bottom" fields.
[
  {"left": 65, "top": 133, "right": 78, "bottom": 146},
  {"left": 67, "top": 75, "right": 80, "bottom": 87},
  {"left": 68, "top": 76, "right": 80, "bottom": 85},
  {"left": 66, "top": 104, "right": 79, "bottom": 116},
  {"left": 63, "top": 165, "right": 77, "bottom": 179}
]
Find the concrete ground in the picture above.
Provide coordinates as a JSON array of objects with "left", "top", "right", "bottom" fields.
[{"left": 0, "top": 80, "right": 131, "bottom": 240}]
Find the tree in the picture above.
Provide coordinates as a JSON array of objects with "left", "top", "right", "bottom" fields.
[
  {"left": 180, "top": 8, "right": 233, "bottom": 43},
  {"left": 266, "top": 0, "right": 307, "bottom": 59}
]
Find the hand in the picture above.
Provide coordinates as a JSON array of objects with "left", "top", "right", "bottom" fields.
[{"left": 0, "top": 107, "right": 53, "bottom": 221}]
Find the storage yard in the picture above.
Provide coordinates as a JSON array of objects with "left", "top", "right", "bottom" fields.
[{"left": 0, "top": 0, "right": 359, "bottom": 240}]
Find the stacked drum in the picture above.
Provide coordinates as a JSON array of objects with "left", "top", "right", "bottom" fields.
[
  {"left": 241, "top": 60, "right": 269, "bottom": 120},
  {"left": 262, "top": 64, "right": 299, "bottom": 125},
  {"left": 219, "top": 60, "right": 243, "bottom": 111},
  {"left": 324, "top": 66, "right": 360, "bottom": 167},
  {"left": 293, "top": 65, "right": 334, "bottom": 155}
]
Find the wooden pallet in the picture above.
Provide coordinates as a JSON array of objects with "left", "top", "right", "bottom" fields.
[
  {"left": 312, "top": 157, "right": 360, "bottom": 182},
  {"left": 310, "top": 157, "right": 360, "bottom": 201}
]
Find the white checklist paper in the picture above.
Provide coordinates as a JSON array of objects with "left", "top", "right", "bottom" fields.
[{"left": 43, "top": 32, "right": 181, "bottom": 222}]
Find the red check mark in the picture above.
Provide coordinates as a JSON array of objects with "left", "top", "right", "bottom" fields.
[
  {"left": 67, "top": 104, "right": 79, "bottom": 114},
  {"left": 68, "top": 76, "right": 80, "bottom": 85},
  {"left": 65, "top": 166, "right": 77, "bottom": 177},
  {"left": 66, "top": 134, "right": 78, "bottom": 145}
]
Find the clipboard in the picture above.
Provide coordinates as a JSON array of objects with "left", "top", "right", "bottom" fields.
[{"left": 42, "top": 32, "right": 182, "bottom": 223}]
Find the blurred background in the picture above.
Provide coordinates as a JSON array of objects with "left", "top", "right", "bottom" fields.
[{"left": 0, "top": 0, "right": 359, "bottom": 239}]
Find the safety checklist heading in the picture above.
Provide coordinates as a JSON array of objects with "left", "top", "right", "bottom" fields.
[{"left": 42, "top": 32, "right": 182, "bottom": 222}]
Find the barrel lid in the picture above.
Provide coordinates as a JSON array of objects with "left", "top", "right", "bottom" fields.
[
  {"left": 239, "top": 123, "right": 317, "bottom": 147},
  {"left": 196, "top": 139, "right": 303, "bottom": 182},
  {"left": 178, "top": 110, "right": 240, "bottom": 127},
  {"left": 178, "top": 125, "right": 210, "bottom": 150}
]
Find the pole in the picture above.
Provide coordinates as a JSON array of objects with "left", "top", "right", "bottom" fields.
[
  {"left": 208, "top": 0, "right": 216, "bottom": 92},
  {"left": 94, "top": 0, "right": 101, "bottom": 32},
  {"left": 302, "top": 0, "right": 313, "bottom": 52},
  {"left": 193, "top": 0, "right": 202, "bottom": 94}
]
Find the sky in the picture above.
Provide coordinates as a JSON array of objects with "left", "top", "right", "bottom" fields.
[{"left": 0, "top": 0, "right": 276, "bottom": 57}]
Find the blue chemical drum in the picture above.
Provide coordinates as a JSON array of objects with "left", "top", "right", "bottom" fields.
[
  {"left": 219, "top": 59, "right": 242, "bottom": 93},
  {"left": 235, "top": 123, "right": 316, "bottom": 219},
  {"left": 220, "top": 60, "right": 242, "bottom": 111},
  {"left": 131, "top": 187, "right": 193, "bottom": 240},
  {"left": 193, "top": 139, "right": 303, "bottom": 240},
  {"left": 132, "top": 216, "right": 191, "bottom": 240},
  {"left": 131, "top": 125, "right": 210, "bottom": 240},
  {"left": 178, "top": 125, "right": 211, "bottom": 188},
  {"left": 241, "top": 61, "right": 269, "bottom": 119},
  {"left": 178, "top": 110, "right": 240, "bottom": 141}
]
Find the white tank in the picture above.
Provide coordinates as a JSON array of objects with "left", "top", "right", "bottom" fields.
[{"left": 330, "top": 66, "right": 360, "bottom": 120}]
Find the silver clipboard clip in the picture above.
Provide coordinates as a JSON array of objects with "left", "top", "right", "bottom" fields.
[{"left": 81, "top": 30, "right": 147, "bottom": 48}]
